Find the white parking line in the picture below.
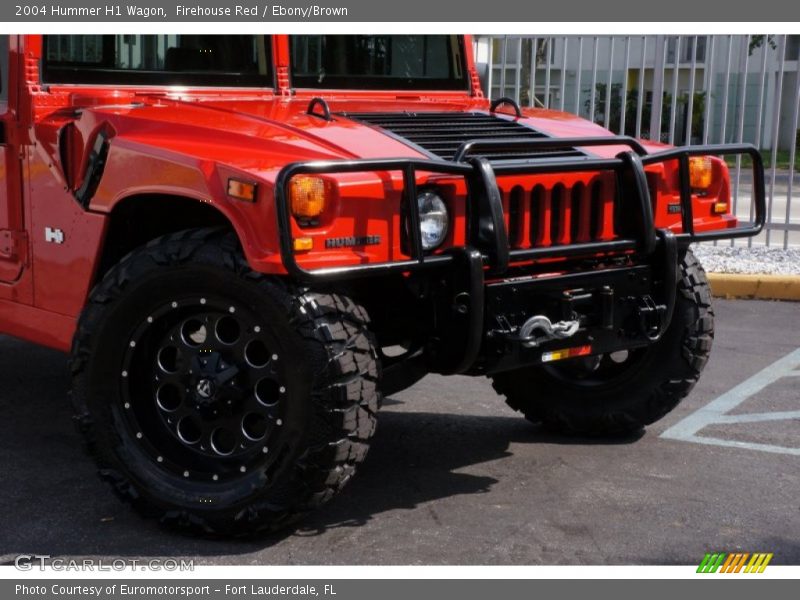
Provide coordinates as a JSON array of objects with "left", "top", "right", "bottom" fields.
[{"left": 660, "top": 347, "right": 800, "bottom": 456}]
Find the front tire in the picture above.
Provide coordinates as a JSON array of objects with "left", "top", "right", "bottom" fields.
[
  {"left": 70, "top": 229, "right": 380, "bottom": 535},
  {"left": 491, "top": 249, "right": 713, "bottom": 436}
]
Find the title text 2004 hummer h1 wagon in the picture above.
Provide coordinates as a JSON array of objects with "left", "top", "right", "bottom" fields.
[{"left": 0, "top": 35, "right": 764, "bottom": 534}]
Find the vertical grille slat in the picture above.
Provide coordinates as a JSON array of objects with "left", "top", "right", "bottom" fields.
[
  {"left": 508, "top": 186, "right": 525, "bottom": 248},
  {"left": 530, "top": 185, "right": 548, "bottom": 247},
  {"left": 570, "top": 184, "right": 584, "bottom": 243},
  {"left": 516, "top": 178, "right": 617, "bottom": 250},
  {"left": 550, "top": 184, "right": 566, "bottom": 245}
]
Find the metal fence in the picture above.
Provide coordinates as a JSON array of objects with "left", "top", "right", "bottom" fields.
[{"left": 473, "top": 35, "right": 800, "bottom": 247}]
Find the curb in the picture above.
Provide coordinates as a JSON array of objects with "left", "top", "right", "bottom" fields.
[{"left": 707, "top": 273, "right": 800, "bottom": 301}]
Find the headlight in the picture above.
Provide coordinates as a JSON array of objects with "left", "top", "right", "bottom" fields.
[{"left": 416, "top": 191, "right": 449, "bottom": 250}]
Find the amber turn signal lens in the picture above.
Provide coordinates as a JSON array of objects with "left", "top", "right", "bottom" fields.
[
  {"left": 293, "top": 237, "right": 314, "bottom": 252},
  {"left": 227, "top": 178, "right": 257, "bottom": 202},
  {"left": 290, "top": 176, "right": 327, "bottom": 219},
  {"left": 689, "top": 156, "right": 714, "bottom": 189},
  {"left": 712, "top": 202, "right": 729, "bottom": 215}
]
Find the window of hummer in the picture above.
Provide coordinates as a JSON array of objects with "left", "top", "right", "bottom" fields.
[
  {"left": 289, "top": 35, "right": 467, "bottom": 90},
  {"left": 0, "top": 35, "right": 8, "bottom": 103},
  {"left": 42, "top": 35, "right": 273, "bottom": 87}
]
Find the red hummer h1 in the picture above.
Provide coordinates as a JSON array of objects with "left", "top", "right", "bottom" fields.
[{"left": 0, "top": 35, "right": 764, "bottom": 534}]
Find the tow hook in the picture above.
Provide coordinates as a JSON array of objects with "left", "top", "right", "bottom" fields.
[
  {"left": 508, "top": 315, "right": 581, "bottom": 348},
  {"left": 636, "top": 295, "right": 667, "bottom": 341}
]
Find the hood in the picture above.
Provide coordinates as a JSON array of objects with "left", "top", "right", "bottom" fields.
[
  {"left": 39, "top": 95, "right": 665, "bottom": 189},
  {"left": 177, "top": 97, "right": 666, "bottom": 161},
  {"left": 73, "top": 97, "right": 464, "bottom": 176}
]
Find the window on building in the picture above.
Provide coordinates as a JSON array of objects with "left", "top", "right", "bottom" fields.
[
  {"left": 786, "top": 35, "right": 800, "bottom": 60},
  {"left": 667, "top": 36, "right": 707, "bottom": 64}
]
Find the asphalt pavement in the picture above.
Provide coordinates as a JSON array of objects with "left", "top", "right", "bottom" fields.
[{"left": 0, "top": 299, "right": 798, "bottom": 565}]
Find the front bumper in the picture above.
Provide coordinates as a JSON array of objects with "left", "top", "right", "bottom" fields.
[{"left": 274, "top": 137, "right": 766, "bottom": 374}]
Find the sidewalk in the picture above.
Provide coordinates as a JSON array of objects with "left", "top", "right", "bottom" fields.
[{"left": 693, "top": 245, "right": 800, "bottom": 301}]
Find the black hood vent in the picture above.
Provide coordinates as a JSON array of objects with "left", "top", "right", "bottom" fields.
[{"left": 340, "top": 111, "right": 584, "bottom": 162}]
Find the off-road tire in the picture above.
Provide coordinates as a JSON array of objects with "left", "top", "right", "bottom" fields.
[
  {"left": 491, "top": 249, "right": 713, "bottom": 436},
  {"left": 70, "top": 228, "right": 380, "bottom": 535}
]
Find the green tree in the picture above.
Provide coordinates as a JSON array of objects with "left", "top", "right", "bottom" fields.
[
  {"left": 748, "top": 35, "right": 777, "bottom": 55},
  {"left": 584, "top": 83, "right": 706, "bottom": 143}
]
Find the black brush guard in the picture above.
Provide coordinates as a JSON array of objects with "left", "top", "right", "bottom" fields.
[{"left": 274, "top": 137, "right": 766, "bottom": 373}]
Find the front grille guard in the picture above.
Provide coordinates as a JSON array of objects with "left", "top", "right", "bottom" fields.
[{"left": 274, "top": 136, "right": 766, "bottom": 283}]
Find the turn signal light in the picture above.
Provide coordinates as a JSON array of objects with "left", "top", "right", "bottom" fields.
[
  {"left": 293, "top": 237, "right": 314, "bottom": 252},
  {"left": 712, "top": 201, "right": 729, "bottom": 215},
  {"left": 227, "top": 178, "right": 257, "bottom": 202},
  {"left": 290, "top": 176, "right": 327, "bottom": 219},
  {"left": 689, "top": 156, "right": 714, "bottom": 189}
]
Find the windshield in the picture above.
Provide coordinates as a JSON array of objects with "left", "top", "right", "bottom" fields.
[
  {"left": 42, "top": 35, "right": 273, "bottom": 87},
  {"left": 290, "top": 35, "right": 467, "bottom": 90}
]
